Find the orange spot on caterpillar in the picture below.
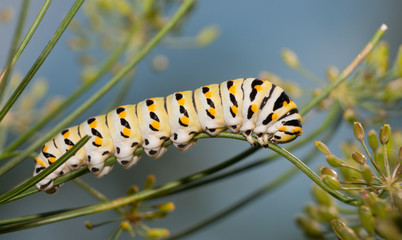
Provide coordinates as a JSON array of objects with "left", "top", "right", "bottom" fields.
[
  {"left": 35, "top": 158, "right": 46, "bottom": 167},
  {"left": 254, "top": 85, "right": 262, "bottom": 91},
  {"left": 204, "top": 91, "right": 212, "bottom": 98},
  {"left": 89, "top": 120, "right": 97, "bottom": 128},
  {"left": 228, "top": 85, "right": 236, "bottom": 95},
  {"left": 272, "top": 112, "right": 278, "bottom": 120},
  {"left": 151, "top": 120, "right": 160, "bottom": 130},
  {"left": 49, "top": 157, "right": 57, "bottom": 163},
  {"left": 94, "top": 136, "right": 103, "bottom": 146},
  {"left": 208, "top": 107, "right": 216, "bottom": 116},
  {"left": 148, "top": 104, "right": 156, "bottom": 112},
  {"left": 118, "top": 110, "right": 127, "bottom": 118},
  {"left": 63, "top": 131, "right": 70, "bottom": 138},
  {"left": 251, "top": 104, "right": 258, "bottom": 113},
  {"left": 279, "top": 126, "right": 287, "bottom": 132},
  {"left": 231, "top": 105, "right": 238, "bottom": 115},
  {"left": 122, "top": 127, "right": 131, "bottom": 136},
  {"left": 177, "top": 98, "right": 185, "bottom": 106},
  {"left": 180, "top": 116, "right": 189, "bottom": 125}
]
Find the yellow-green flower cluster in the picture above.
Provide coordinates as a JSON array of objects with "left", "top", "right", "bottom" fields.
[
  {"left": 85, "top": 175, "right": 174, "bottom": 239},
  {"left": 297, "top": 122, "right": 402, "bottom": 239}
]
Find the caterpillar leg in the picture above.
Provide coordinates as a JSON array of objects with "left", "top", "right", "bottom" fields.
[
  {"left": 116, "top": 154, "right": 141, "bottom": 169},
  {"left": 144, "top": 145, "right": 168, "bottom": 159}
]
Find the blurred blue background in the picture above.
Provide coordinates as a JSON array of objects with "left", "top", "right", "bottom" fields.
[{"left": 0, "top": 0, "right": 401, "bottom": 239}]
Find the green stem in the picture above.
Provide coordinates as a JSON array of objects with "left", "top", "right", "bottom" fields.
[
  {"left": 73, "top": 178, "right": 124, "bottom": 215},
  {"left": 269, "top": 144, "right": 360, "bottom": 206},
  {"left": 0, "top": 136, "right": 89, "bottom": 204},
  {"left": 0, "top": 0, "right": 195, "bottom": 176},
  {"left": 0, "top": 0, "right": 30, "bottom": 102},
  {"left": 167, "top": 104, "right": 341, "bottom": 196},
  {"left": 166, "top": 148, "right": 322, "bottom": 240},
  {"left": 12, "top": 0, "right": 53, "bottom": 66},
  {"left": 300, "top": 24, "right": 388, "bottom": 116},
  {"left": 0, "top": 0, "right": 84, "bottom": 123},
  {"left": 1, "top": 16, "right": 137, "bottom": 155}
]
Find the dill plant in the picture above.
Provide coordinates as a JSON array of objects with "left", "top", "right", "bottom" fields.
[{"left": 0, "top": 1, "right": 399, "bottom": 239}]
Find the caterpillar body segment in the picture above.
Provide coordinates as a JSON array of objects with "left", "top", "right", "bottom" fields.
[{"left": 33, "top": 78, "right": 302, "bottom": 193}]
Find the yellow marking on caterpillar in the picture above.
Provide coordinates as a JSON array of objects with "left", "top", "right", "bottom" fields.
[
  {"left": 251, "top": 104, "right": 258, "bottom": 113},
  {"left": 94, "top": 136, "right": 103, "bottom": 146},
  {"left": 68, "top": 145, "right": 73, "bottom": 150},
  {"left": 43, "top": 145, "right": 48, "bottom": 152},
  {"left": 63, "top": 131, "right": 70, "bottom": 138},
  {"left": 293, "top": 127, "right": 302, "bottom": 135},
  {"left": 204, "top": 91, "right": 212, "bottom": 98},
  {"left": 272, "top": 112, "right": 278, "bottom": 120},
  {"left": 49, "top": 157, "right": 57, "bottom": 163},
  {"left": 177, "top": 98, "right": 185, "bottom": 106},
  {"left": 148, "top": 104, "right": 156, "bottom": 112},
  {"left": 89, "top": 120, "right": 97, "bottom": 128},
  {"left": 35, "top": 158, "right": 46, "bottom": 167},
  {"left": 229, "top": 85, "right": 236, "bottom": 95},
  {"left": 180, "top": 116, "right": 190, "bottom": 125},
  {"left": 279, "top": 126, "right": 287, "bottom": 132},
  {"left": 122, "top": 127, "right": 131, "bottom": 136},
  {"left": 254, "top": 85, "right": 262, "bottom": 91},
  {"left": 151, "top": 120, "right": 160, "bottom": 130},
  {"left": 118, "top": 110, "right": 127, "bottom": 118},
  {"left": 231, "top": 105, "right": 238, "bottom": 115},
  {"left": 208, "top": 107, "right": 216, "bottom": 116}
]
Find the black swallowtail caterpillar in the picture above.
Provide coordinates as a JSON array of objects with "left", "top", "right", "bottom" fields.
[{"left": 33, "top": 78, "right": 303, "bottom": 193}]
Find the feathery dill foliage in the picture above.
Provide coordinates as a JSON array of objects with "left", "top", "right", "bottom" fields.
[{"left": 0, "top": 0, "right": 398, "bottom": 239}]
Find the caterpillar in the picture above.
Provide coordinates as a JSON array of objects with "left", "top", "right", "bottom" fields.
[{"left": 33, "top": 78, "right": 302, "bottom": 193}]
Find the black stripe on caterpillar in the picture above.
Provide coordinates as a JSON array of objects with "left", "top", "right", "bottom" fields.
[{"left": 33, "top": 78, "right": 302, "bottom": 193}]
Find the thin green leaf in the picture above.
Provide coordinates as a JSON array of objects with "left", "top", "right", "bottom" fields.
[
  {"left": 0, "top": 136, "right": 89, "bottom": 204},
  {"left": 0, "top": 0, "right": 30, "bottom": 102},
  {"left": 0, "top": 0, "right": 84, "bottom": 124}
]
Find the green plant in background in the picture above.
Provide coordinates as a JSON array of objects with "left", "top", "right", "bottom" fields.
[
  {"left": 298, "top": 123, "right": 402, "bottom": 239},
  {"left": 0, "top": 0, "right": 399, "bottom": 239}
]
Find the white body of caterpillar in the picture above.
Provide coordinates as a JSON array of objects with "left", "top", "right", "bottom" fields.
[{"left": 33, "top": 78, "right": 302, "bottom": 193}]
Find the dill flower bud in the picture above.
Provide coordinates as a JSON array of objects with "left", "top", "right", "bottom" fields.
[
  {"left": 281, "top": 49, "right": 299, "bottom": 69},
  {"left": 330, "top": 219, "right": 359, "bottom": 240},
  {"left": 311, "top": 184, "right": 333, "bottom": 206},
  {"left": 321, "top": 175, "right": 341, "bottom": 190},
  {"left": 326, "top": 155, "right": 342, "bottom": 167},
  {"left": 353, "top": 122, "right": 365, "bottom": 142},
  {"left": 320, "top": 167, "right": 338, "bottom": 179},
  {"left": 85, "top": 221, "right": 93, "bottom": 229},
  {"left": 157, "top": 202, "right": 175, "bottom": 212},
  {"left": 295, "top": 216, "right": 323, "bottom": 238},
  {"left": 359, "top": 205, "right": 374, "bottom": 234},
  {"left": 352, "top": 152, "right": 367, "bottom": 165},
  {"left": 367, "top": 129, "right": 378, "bottom": 151},
  {"left": 326, "top": 66, "right": 339, "bottom": 82},
  {"left": 394, "top": 45, "right": 402, "bottom": 77},
  {"left": 196, "top": 25, "right": 220, "bottom": 47},
  {"left": 379, "top": 124, "right": 391, "bottom": 145},
  {"left": 145, "top": 174, "right": 156, "bottom": 189},
  {"left": 361, "top": 164, "right": 374, "bottom": 184},
  {"left": 372, "top": 200, "right": 388, "bottom": 219},
  {"left": 145, "top": 228, "right": 170, "bottom": 239},
  {"left": 343, "top": 108, "right": 356, "bottom": 122},
  {"left": 375, "top": 218, "right": 402, "bottom": 240},
  {"left": 315, "top": 141, "right": 331, "bottom": 155}
]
